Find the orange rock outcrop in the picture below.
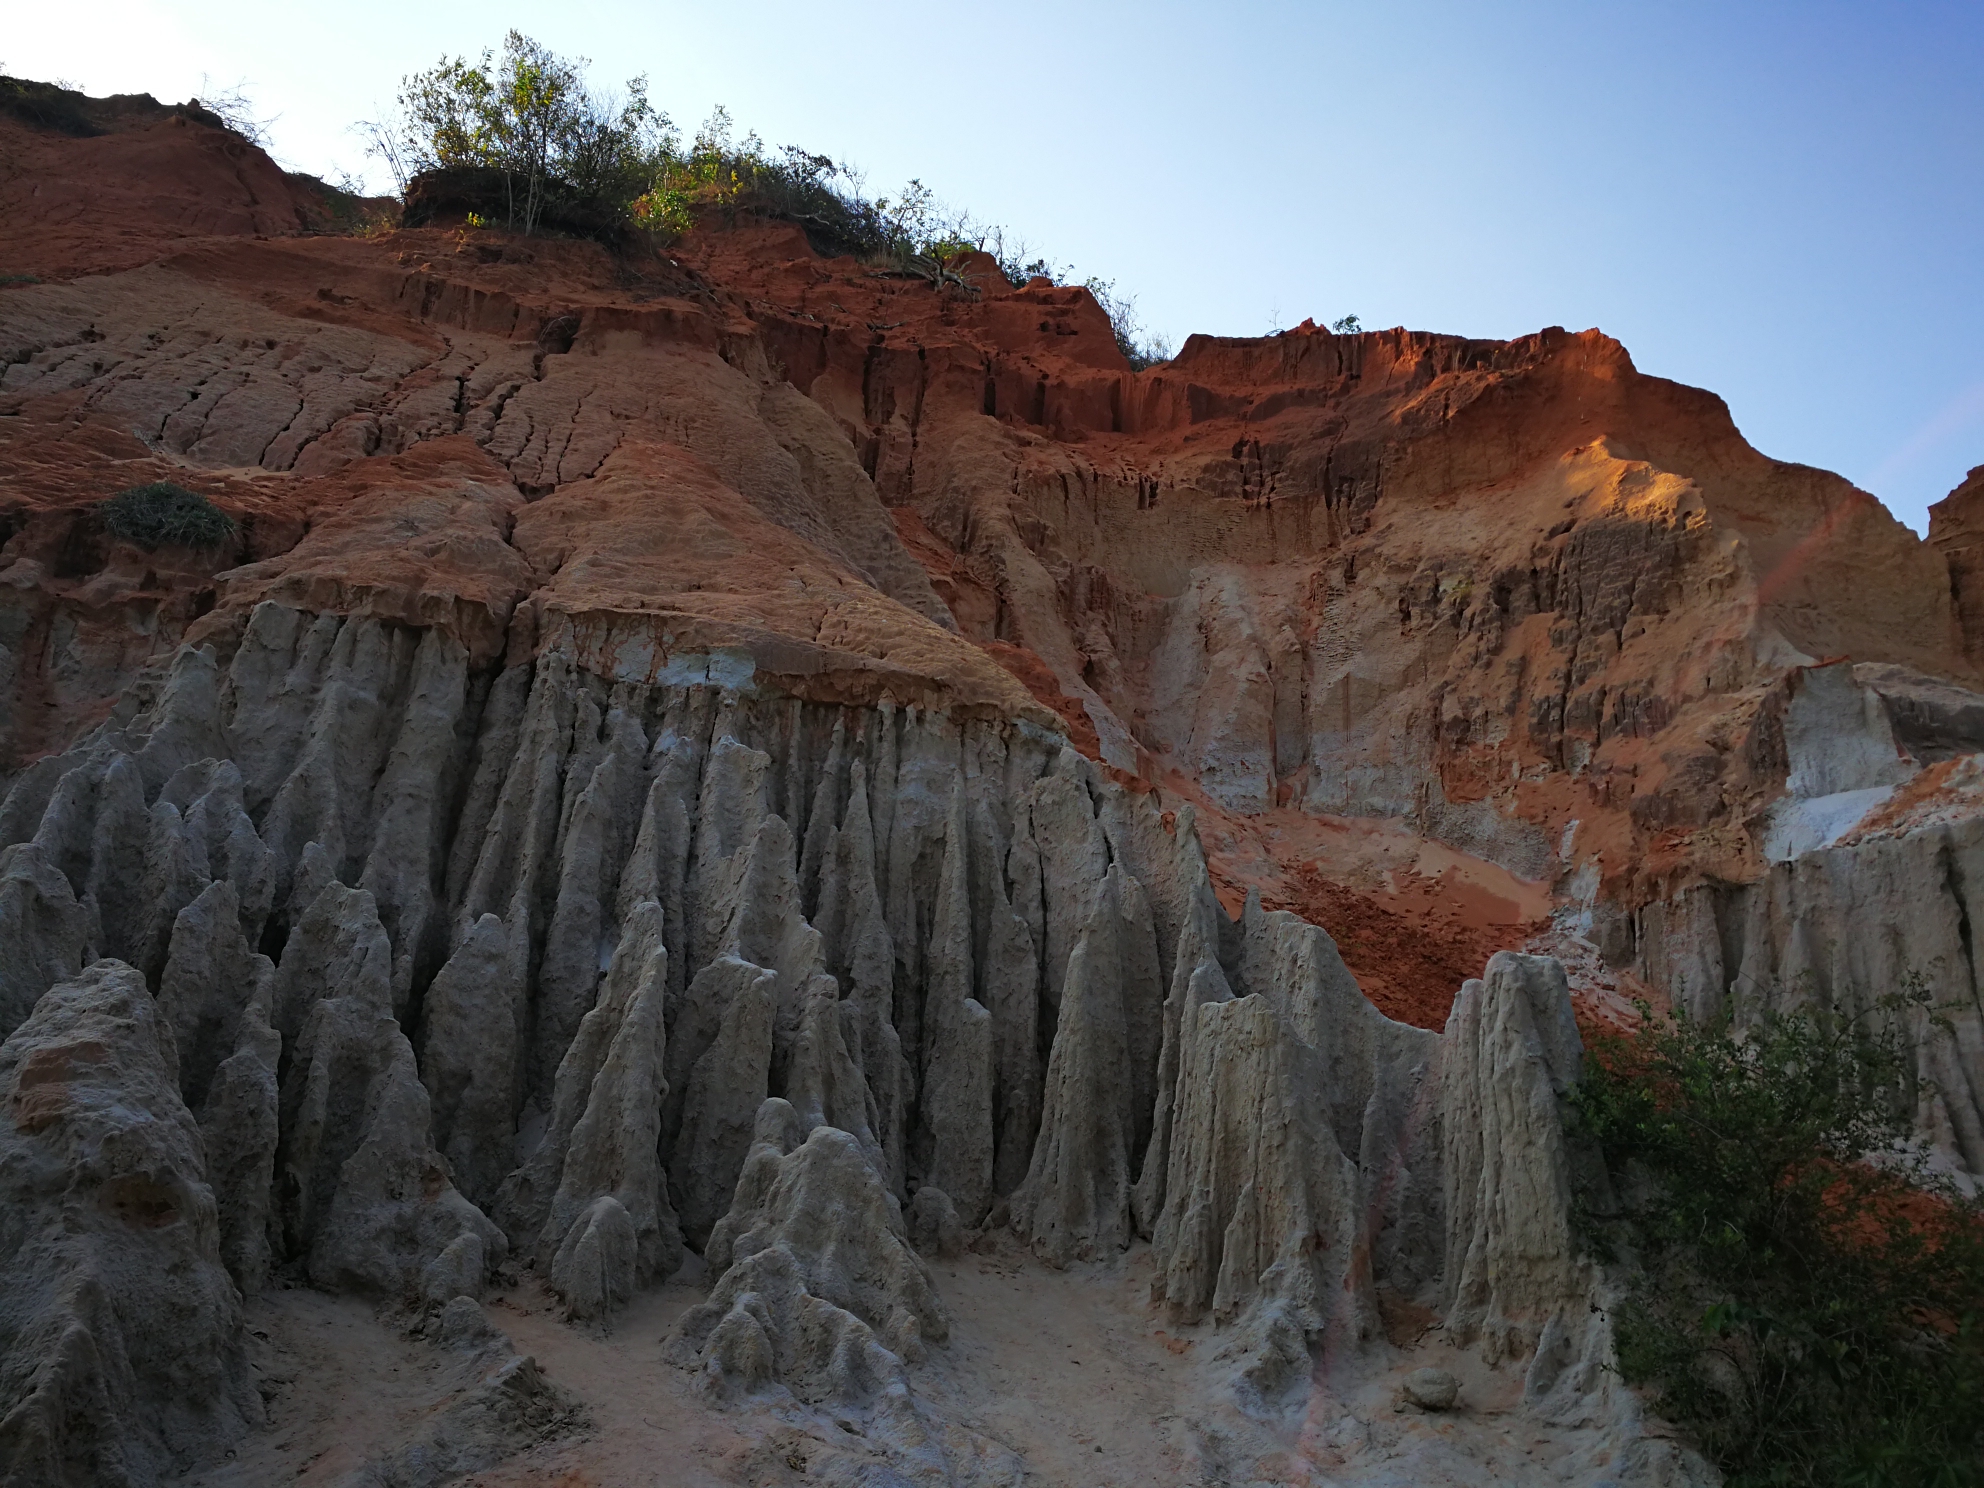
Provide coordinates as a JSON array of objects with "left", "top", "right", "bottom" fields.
[{"left": 4, "top": 93, "right": 1978, "bottom": 1016}]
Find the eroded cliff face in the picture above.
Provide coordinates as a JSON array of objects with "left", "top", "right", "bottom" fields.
[
  {"left": 7, "top": 179, "right": 1978, "bottom": 923},
  {"left": 0, "top": 603, "right": 1696, "bottom": 1483},
  {"left": 0, "top": 85, "right": 1971, "bottom": 1486}
]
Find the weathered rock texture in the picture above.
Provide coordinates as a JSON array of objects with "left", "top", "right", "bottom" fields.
[
  {"left": 1627, "top": 690, "right": 1984, "bottom": 1177},
  {"left": 11, "top": 70, "right": 1984, "bottom": 1045},
  {"left": 0, "top": 576, "right": 1685, "bottom": 1474},
  {"left": 273, "top": 881, "right": 502, "bottom": 1298},
  {"left": 0, "top": 962, "right": 260, "bottom": 1487},
  {"left": 8, "top": 104, "right": 1983, "bottom": 1093},
  {"left": 534, "top": 902, "right": 683, "bottom": 1321},
  {"left": 1095, "top": 830, "right": 1451, "bottom": 1404},
  {"left": 665, "top": 1102, "right": 1028, "bottom": 1486},
  {"left": 3, "top": 78, "right": 1973, "bottom": 1485},
  {"left": 669, "top": 1101, "right": 947, "bottom": 1395},
  {"left": 1441, "top": 952, "right": 1587, "bottom": 1361}
]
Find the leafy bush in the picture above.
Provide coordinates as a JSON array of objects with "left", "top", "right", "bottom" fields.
[
  {"left": 633, "top": 109, "right": 900, "bottom": 254},
  {"left": 618, "top": 112, "right": 1009, "bottom": 273},
  {"left": 1573, "top": 1000, "right": 1984, "bottom": 1486},
  {"left": 364, "top": 31, "right": 671, "bottom": 237},
  {"left": 98, "top": 483, "right": 238, "bottom": 551},
  {"left": 362, "top": 34, "right": 1177, "bottom": 363}
]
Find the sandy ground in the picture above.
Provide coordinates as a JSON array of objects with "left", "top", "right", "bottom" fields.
[{"left": 172, "top": 1231, "right": 1656, "bottom": 1488}]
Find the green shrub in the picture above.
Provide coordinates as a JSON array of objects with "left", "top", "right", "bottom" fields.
[
  {"left": 98, "top": 483, "right": 238, "bottom": 551},
  {"left": 1572, "top": 1000, "right": 1984, "bottom": 1486},
  {"left": 362, "top": 34, "right": 1178, "bottom": 361},
  {"left": 363, "top": 31, "right": 672, "bottom": 238}
]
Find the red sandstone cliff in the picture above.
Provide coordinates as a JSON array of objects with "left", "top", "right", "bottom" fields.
[{"left": 3, "top": 88, "right": 1979, "bottom": 1010}]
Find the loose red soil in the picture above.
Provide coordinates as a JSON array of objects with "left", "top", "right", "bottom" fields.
[{"left": 1265, "top": 861, "right": 1540, "bottom": 1029}]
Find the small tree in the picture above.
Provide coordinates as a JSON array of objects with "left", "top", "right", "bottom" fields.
[{"left": 366, "top": 31, "right": 673, "bottom": 234}]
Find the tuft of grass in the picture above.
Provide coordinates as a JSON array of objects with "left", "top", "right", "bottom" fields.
[
  {"left": 1572, "top": 997, "right": 1984, "bottom": 1486},
  {"left": 98, "top": 482, "right": 238, "bottom": 551}
]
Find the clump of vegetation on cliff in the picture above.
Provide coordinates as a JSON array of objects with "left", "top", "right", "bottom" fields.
[
  {"left": 1573, "top": 1000, "right": 1984, "bottom": 1486},
  {"left": 362, "top": 31, "right": 670, "bottom": 240},
  {"left": 0, "top": 72, "right": 256, "bottom": 142},
  {"left": 99, "top": 483, "right": 237, "bottom": 551},
  {"left": 0, "top": 75, "right": 102, "bottom": 136},
  {"left": 648, "top": 122, "right": 1173, "bottom": 365},
  {"left": 362, "top": 33, "right": 1172, "bottom": 366}
]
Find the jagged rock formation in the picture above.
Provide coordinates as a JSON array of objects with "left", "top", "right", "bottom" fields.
[
  {"left": 1010, "top": 862, "right": 1151, "bottom": 1263},
  {"left": 668, "top": 1100, "right": 947, "bottom": 1394},
  {"left": 1128, "top": 845, "right": 1446, "bottom": 1400},
  {"left": 0, "top": 961, "right": 260, "bottom": 1486},
  {"left": 0, "top": 574, "right": 1699, "bottom": 1477},
  {"left": 1626, "top": 662, "right": 1984, "bottom": 1177},
  {"left": 8, "top": 155, "right": 1982, "bottom": 1103},
  {"left": 0, "top": 591, "right": 1146, "bottom": 1225},
  {"left": 665, "top": 1101, "right": 1025, "bottom": 1487},
  {"left": 11, "top": 90, "right": 1984, "bottom": 1048},
  {"left": 1436, "top": 953, "right": 1715, "bottom": 1486},
  {"left": 0, "top": 843, "right": 88, "bottom": 1035},
  {"left": 273, "top": 880, "right": 502, "bottom": 1298},
  {"left": 1440, "top": 952, "right": 1587, "bottom": 1361},
  {"left": 156, "top": 879, "right": 280, "bottom": 1293},
  {"left": 529, "top": 901, "right": 683, "bottom": 1321}
]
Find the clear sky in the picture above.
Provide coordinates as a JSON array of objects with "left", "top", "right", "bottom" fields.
[{"left": 9, "top": 2, "right": 1981, "bottom": 533}]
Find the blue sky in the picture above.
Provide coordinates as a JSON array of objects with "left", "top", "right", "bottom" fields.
[{"left": 10, "top": 1, "right": 1981, "bottom": 532}]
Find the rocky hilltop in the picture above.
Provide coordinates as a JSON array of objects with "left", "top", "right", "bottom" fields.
[{"left": 1, "top": 81, "right": 1979, "bottom": 1487}]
